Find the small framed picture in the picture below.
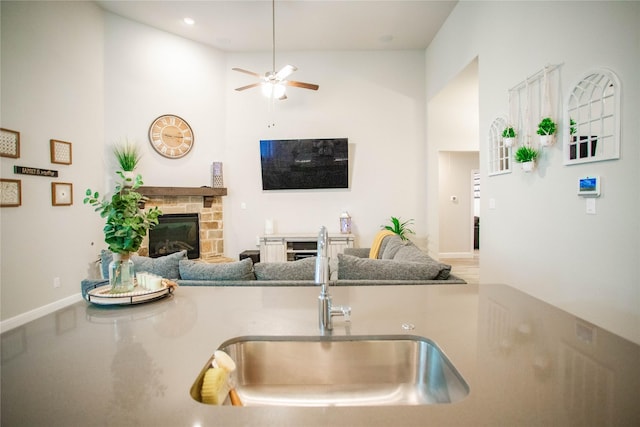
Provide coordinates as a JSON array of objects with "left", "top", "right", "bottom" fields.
[
  {"left": 50, "top": 139, "right": 72, "bottom": 165},
  {"left": 0, "top": 179, "right": 22, "bottom": 207},
  {"left": 0, "top": 128, "right": 20, "bottom": 159},
  {"left": 52, "top": 182, "right": 73, "bottom": 206}
]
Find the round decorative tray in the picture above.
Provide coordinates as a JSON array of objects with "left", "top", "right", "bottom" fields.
[{"left": 86, "top": 283, "right": 174, "bottom": 306}]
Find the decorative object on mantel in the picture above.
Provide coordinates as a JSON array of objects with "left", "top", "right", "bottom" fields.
[
  {"left": 113, "top": 139, "right": 141, "bottom": 186},
  {"left": 0, "top": 178, "right": 22, "bottom": 207},
  {"left": 232, "top": 0, "right": 319, "bottom": 101},
  {"left": 212, "top": 162, "right": 224, "bottom": 188},
  {"left": 0, "top": 128, "right": 20, "bottom": 158},
  {"left": 51, "top": 182, "right": 73, "bottom": 206},
  {"left": 148, "top": 114, "right": 194, "bottom": 159},
  {"left": 536, "top": 117, "right": 557, "bottom": 147},
  {"left": 514, "top": 146, "right": 539, "bottom": 172},
  {"left": 50, "top": 139, "right": 72, "bottom": 165},
  {"left": 84, "top": 173, "right": 162, "bottom": 293}
]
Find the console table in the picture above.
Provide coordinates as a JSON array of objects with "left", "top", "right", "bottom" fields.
[{"left": 259, "top": 233, "right": 355, "bottom": 262}]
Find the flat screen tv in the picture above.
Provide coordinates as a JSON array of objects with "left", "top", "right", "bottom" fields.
[{"left": 260, "top": 138, "right": 348, "bottom": 190}]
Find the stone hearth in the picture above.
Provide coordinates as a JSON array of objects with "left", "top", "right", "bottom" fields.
[{"left": 138, "top": 190, "right": 225, "bottom": 261}]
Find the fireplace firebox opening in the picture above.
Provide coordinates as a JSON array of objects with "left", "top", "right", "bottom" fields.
[{"left": 149, "top": 213, "right": 200, "bottom": 259}]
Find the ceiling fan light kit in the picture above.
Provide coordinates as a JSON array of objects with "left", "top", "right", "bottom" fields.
[{"left": 232, "top": 0, "right": 319, "bottom": 100}]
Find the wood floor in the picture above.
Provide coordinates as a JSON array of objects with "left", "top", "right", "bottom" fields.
[{"left": 440, "top": 251, "right": 479, "bottom": 285}]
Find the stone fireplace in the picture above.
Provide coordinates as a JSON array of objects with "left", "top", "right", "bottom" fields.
[{"left": 137, "top": 187, "right": 227, "bottom": 261}]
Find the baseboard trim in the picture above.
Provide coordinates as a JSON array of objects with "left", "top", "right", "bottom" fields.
[
  {"left": 439, "top": 252, "right": 474, "bottom": 259},
  {"left": 0, "top": 293, "right": 83, "bottom": 333}
]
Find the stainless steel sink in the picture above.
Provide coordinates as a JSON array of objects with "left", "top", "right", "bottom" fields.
[{"left": 191, "top": 335, "right": 469, "bottom": 407}]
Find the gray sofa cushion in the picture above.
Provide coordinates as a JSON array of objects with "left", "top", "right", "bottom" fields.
[
  {"left": 380, "top": 235, "right": 408, "bottom": 259},
  {"left": 392, "top": 245, "right": 451, "bottom": 280},
  {"left": 254, "top": 257, "right": 317, "bottom": 281},
  {"left": 100, "top": 250, "right": 187, "bottom": 279},
  {"left": 337, "top": 254, "right": 444, "bottom": 280},
  {"left": 179, "top": 258, "right": 256, "bottom": 281}
]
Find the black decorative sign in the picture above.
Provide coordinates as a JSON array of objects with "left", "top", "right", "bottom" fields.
[{"left": 14, "top": 165, "right": 58, "bottom": 177}]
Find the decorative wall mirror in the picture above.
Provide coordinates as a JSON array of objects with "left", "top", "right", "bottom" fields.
[
  {"left": 488, "top": 116, "right": 512, "bottom": 176},
  {"left": 564, "top": 68, "right": 621, "bottom": 165}
]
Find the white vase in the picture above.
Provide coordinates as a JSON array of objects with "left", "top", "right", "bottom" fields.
[
  {"left": 121, "top": 171, "right": 136, "bottom": 186},
  {"left": 503, "top": 137, "right": 515, "bottom": 147},
  {"left": 539, "top": 135, "right": 554, "bottom": 147},
  {"left": 521, "top": 161, "right": 535, "bottom": 172}
]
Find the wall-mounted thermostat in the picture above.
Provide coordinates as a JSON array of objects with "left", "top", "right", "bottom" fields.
[{"left": 578, "top": 176, "right": 600, "bottom": 197}]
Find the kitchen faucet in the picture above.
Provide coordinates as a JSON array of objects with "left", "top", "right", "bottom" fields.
[{"left": 315, "top": 226, "right": 351, "bottom": 332}]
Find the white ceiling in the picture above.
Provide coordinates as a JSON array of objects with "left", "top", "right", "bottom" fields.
[{"left": 95, "top": 0, "right": 457, "bottom": 52}]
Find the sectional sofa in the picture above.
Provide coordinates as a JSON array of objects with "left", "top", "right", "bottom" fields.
[{"left": 81, "top": 236, "right": 465, "bottom": 300}]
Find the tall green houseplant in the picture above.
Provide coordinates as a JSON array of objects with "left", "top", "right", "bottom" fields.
[{"left": 382, "top": 216, "right": 415, "bottom": 241}]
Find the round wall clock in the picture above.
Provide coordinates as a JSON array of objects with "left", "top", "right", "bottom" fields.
[{"left": 148, "top": 114, "right": 194, "bottom": 159}]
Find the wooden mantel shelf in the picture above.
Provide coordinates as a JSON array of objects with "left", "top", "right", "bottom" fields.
[{"left": 139, "top": 186, "right": 227, "bottom": 208}]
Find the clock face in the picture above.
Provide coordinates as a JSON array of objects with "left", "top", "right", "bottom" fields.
[{"left": 148, "top": 114, "right": 194, "bottom": 159}]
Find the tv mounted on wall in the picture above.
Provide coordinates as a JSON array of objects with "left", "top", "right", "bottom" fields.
[{"left": 260, "top": 138, "right": 349, "bottom": 190}]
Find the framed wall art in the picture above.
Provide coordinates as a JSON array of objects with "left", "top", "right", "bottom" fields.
[
  {"left": 0, "top": 179, "right": 22, "bottom": 207},
  {"left": 0, "top": 128, "right": 20, "bottom": 159},
  {"left": 50, "top": 139, "right": 72, "bottom": 165},
  {"left": 51, "top": 182, "right": 73, "bottom": 206}
]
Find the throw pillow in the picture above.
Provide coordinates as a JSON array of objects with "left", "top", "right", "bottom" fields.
[
  {"left": 100, "top": 250, "right": 187, "bottom": 279},
  {"left": 392, "top": 246, "right": 452, "bottom": 280},
  {"left": 254, "top": 257, "right": 317, "bottom": 281},
  {"left": 337, "top": 254, "right": 443, "bottom": 280},
  {"left": 379, "top": 235, "right": 407, "bottom": 260},
  {"left": 179, "top": 257, "right": 256, "bottom": 281}
]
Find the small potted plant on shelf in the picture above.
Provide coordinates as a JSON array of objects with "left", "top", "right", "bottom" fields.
[
  {"left": 502, "top": 126, "right": 517, "bottom": 147},
  {"left": 113, "top": 139, "right": 141, "bottom": 186},
  {"left": 381, "top": 216, "right": 415, "bottom": 241},
  {"left": 537, "top": 117, "right": 557, "bottom": 147},
  {"left": 84, "top": 172, "right": 161, "bottom": 293},
  {"left": 514, "top": 145, "right": 539, "bottom": 172}
]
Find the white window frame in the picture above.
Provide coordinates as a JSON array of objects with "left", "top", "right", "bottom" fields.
[
  {"left": 564, "top": 68, "right": 621, "bottom": 165},
  {"left": 488, "top": 116, "right": 512, "bottom": 176}
]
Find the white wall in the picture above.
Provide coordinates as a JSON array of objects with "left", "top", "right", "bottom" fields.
[
  {"left": 223, "top": 50, "right": 427, "bottom": 256},
  {"left": 438, "top": 151, "right": 479, "bottom": 257},
  {"left": 1, "top": 1, "right": 105, "bottom": 322},
  {"left": 426, "top": 1, "right": 640, "bottom": 344}
]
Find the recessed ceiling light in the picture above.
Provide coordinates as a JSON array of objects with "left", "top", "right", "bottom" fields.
[{"left": 183, "top": 17, "right": 195, "bottom": 26}]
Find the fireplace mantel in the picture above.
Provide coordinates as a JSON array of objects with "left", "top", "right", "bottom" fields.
[{"left": 139, "top": 186, "right": 227, "bottom": 208}]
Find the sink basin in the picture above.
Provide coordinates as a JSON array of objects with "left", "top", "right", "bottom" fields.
[{"left": 190, "top": 335, "right": 469, "bottom": 407}]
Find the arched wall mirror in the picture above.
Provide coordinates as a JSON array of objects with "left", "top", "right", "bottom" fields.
[
  {"left": 488, "top": 116, "right": 512, "bottom": 176},
  {"left": 564, "top": 68, "right": 621, "bottom": 165}
]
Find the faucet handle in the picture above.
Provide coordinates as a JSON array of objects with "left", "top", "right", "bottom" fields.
[{"left": 333, "top": 305, "right": 351, "bottom": 322}]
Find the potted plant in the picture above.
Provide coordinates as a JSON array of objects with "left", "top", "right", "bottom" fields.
[
  {"left": 84, "top": 174, "right": 161, "bottom": 293},
  {"left": 501, "top": 126, "right": 517, "bottom": 147},
  {"left": 382, "top": 217, "right": 415, "bottom": 241},
  {"left": 514, "top": 145, "right": 539, "bottom": 172},
  {"left": 536, "top": 117, "right": 557, "bottom": 147},
  {"left": 113, "top": 140, "right": 141, "bottom": 186}
]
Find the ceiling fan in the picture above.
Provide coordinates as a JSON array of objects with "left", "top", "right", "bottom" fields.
[{"left": 232, "top": 0, "right": 319, "bottom": 100}]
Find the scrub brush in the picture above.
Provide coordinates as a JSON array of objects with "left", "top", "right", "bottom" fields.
[{"left": 201, "top": 350, "right": 242, "bottom": 406}]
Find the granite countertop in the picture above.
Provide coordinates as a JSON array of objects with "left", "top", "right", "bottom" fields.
[{"left": 2, "top": 284, "right": 639, "bottom": 426}]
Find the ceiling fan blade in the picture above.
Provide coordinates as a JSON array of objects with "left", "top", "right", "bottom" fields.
[
  {"left": 235, "top": 82, "right": 261, "bottom": 92},
  {"left": 232, "top": 67, "right": 262, "bottom": 78},
  {"left": 275, "top": 65, "right": 297, "bottom": 80},
  {"left": 284, "top": 80, "right": 319, "bottom": 91}
]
